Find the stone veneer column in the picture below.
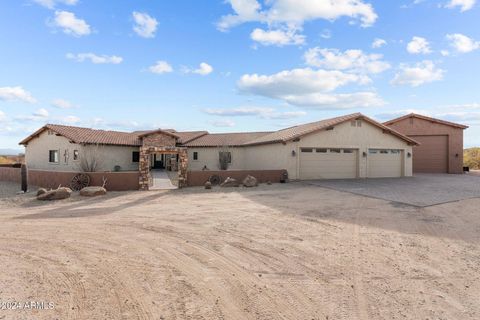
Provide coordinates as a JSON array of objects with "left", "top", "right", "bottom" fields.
[
  {"left": 178, "top": 148, "right": 188, "bottom": 188},
  {"left": 139, "top": 146, "right": 151, "bottom": 191}
]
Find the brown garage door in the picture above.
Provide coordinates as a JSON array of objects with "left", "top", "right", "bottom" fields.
[{"left": 409, "top": 135, "right": 448, "bottom": 173}]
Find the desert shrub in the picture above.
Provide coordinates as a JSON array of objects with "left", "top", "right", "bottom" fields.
[{"left": 464, "top": 148, "right": 480, "bottom": 170}]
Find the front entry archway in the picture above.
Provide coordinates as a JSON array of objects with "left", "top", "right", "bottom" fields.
[{"left": 139, "top": 146, "right": 188, "bottom": 190}]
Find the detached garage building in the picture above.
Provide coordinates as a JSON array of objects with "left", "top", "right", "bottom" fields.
[{"left": 384, "top": 113, "right": 468, "bottom": 174}]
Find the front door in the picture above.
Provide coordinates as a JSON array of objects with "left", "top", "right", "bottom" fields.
[{"left": 153, "top": 154, "right": 164, "bottom": 169}]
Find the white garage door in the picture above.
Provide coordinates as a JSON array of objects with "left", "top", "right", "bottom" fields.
[
  {"left": 367, "top": 149, "right": 403, "bottom": 178},
  {"left": 299, "top": 148, "right": 358, "bottom": 180}
]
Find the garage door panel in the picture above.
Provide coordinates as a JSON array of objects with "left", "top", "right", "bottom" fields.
[
  {"left": 367, "top": 150, "right": 403, "bottom": 178},
  {"left": 409, "top": 135, "right": 448, "bottom": 173},
  {"left": 299, "top": 149, "right": 357, "bottom": 180}
]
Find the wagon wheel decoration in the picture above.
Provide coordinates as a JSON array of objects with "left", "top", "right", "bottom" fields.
[
  {"left": 208, "top": 174, "right": 222, "bottom": 186},
  {"left": 70, "top": 173, "right": 91, "bottom": 191}
]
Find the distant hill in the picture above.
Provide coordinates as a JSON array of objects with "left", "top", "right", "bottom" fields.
[
  {"left": 464, "top": 148, "right": 480, "bottom": 170},
  {"left": 0, "top": 148, "right": 23, "bottom": 156}
]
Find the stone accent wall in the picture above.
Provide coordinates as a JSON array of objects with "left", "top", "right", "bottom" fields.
[
  {"left": 139, "top": 146, "right": 188, "bottom": 190},
  {"left": 142, "top": 133, "right": 177, "bottom": 147}
]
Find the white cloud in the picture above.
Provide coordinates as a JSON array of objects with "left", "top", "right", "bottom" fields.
[
  {"left": 193, "top": 62, "right": 214, "bottom": 75},
  {"left": 238, "top": 68, "right": 370, "bottom": 97},
  {"left": 0, "top": 86, "right": 37, "bottom": 104},
  {"left": 148, "top": 61, "right": 173, "bottom": 74},
  {"left": 61, "top": 115, "right": 81, "bottom": 124},
  {"left": 208, "top": 119, "right": 236, "bottom": 127},
  {"left": 391, "top": 60, "right": 444, "bottom": 87},
  {"left": 132, "top": 12, "right": 158, "bottom": 38},
  {"left": 33, "top": 108, "right": 49, "bottom": 118},
  {"left": 33, "top": 0, "right": 78, "bottom": 9},
  {"left": 51, "top": 98, "right": 73, "bottom": 109},
  {"left": 52, "top": 10, "right": 91, "bottom": 37},
  {"left": 218, "top": 0, "right": 378, "bottom": 31},
  {"left": 0, "top": 110, "right": 6, "bottom": 122},
  {"left": 237, "top": 68, "right": 382, "bottom": 109},
  {"left": 406, "top": 36, "right": 432, "bottom": 54},
  {"left": 66, "top": 53, "right": 123, "bottom": 64},
  {"left": 250, "top": 28, "right": 305, "bottom": 46},
  {"left": 372, "top": 38, "right": 387, "bottom": 48},
  {"left": 304, "top": 48, "right": 390, "bottom": 74},
  {"left": 446, "top": 33, "right": 480, "bottom": 53},
  {"left": 445, "top": 0, "right": 476, "bottom": 12},
  {"left": 440, "top": 50, "right": 450, "bottom": 56},
  {"left": 320, "top": 29, "right": 332, "bottom": 39},
  {"left": 281, "top": 92, "right": 385, "bottom": 108},
  {"left": 203, "top": 107, "right": 306, "bottom": 119}
]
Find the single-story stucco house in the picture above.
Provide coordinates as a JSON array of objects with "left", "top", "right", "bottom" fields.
[{"left": 19, "top": 113, "right": 422, "bottom": 189}]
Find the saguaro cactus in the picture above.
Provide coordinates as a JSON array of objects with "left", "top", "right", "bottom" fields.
[{"left": 21, "top": 164, "right": 28, "bottom": 192}]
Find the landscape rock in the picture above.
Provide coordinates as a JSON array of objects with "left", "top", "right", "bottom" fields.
[
  {"left": 80, "top": 186, "right": 107, "bottom": 197},
  {"left": 242, "top": 175, "right": 258, "bottom": 187},
  {"left": 37, "top": 187, "right": 72, "bottom": 201},
  {"left": 204, "top": 181, "right": 212, "bottom": 189},
  {"left": 220, "top": 177, "right": 240, "bottom": 187},
  {"left": 36, "top": 188, "right": 47, "bottom": 196}
]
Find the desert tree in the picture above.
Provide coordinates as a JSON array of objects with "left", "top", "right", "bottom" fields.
[
  {"left": 79, "top": 143, "right": 104, "bottom": 172},
  {"left": 218, "top": 143, "right": 231, "bottom": 170}
]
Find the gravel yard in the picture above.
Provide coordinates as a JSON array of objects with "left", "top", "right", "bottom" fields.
[{"left": 0, "top": 182, "right": 479, "bottom": 319}]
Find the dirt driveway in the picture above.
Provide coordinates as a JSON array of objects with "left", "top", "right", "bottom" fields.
[{"left": 0, "top": 182, "right": 479, "bottom": 319}]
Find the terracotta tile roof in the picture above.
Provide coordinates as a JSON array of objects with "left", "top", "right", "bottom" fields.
[
  {"left": 19, "top": 113, "right": 419, "bottom": 147},
  {"left": 383, "top": 113, "right": 469, "bottom": 129},
  {"left": 181, "top": 132, "right": 273, "bottom": 147},
  {"left": 20, "top": 124, "right": 143, "bottom": 146},
  {"left": 244, "top": 113, "right": 362, "bottom": 146},
  {"left": 165, "top": 130, "right": 209, "bottom": 144}
]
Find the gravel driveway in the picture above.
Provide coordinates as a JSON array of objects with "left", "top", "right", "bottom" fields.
[{"left": 305, "top": 173, "right": 480, "bottom": 207}]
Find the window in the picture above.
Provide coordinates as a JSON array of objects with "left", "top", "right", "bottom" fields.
[
  {"left": 369, "top": 149, "right": 378, "bottom": 154},
  {"left": 351, "top": 120, "right": 362, "bottom": 127},
  {"left": 380, "top": 150, "right": 389, "bottom": 154},
  {"left": 49, "top": 150, "right": 59, "bottom": 163},
  {"left": 73, "top": 150, "right": 79, "bottom": 161},
  {"left": 132, "top": 151, "right": 140, "bottom": 163},
  {"left": 301, "top": 148, "right": 313, "bottom": 153},
  {"left": 330, "top": 148, "right": 341, "bottom": 153},
  {"left": 219, "top": 151, "right": 232, "bottom": 163},
  {"left": 316, "top": 148, "right": 327, "bottom": 153},
  {"left": 193, "top": 152, "right": 198, "bottom": 160},
  {"left": 343, "top": 149, "right": 354, "bottom": 153},
  {"left": 390, "top": 149, "right": 400, "bottom": 154}
]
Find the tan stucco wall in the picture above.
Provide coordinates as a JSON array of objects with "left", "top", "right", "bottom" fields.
[
  {"left": 187, "top": 120, "right": 413, "bottom": 179},
  {"left": 24, "top": 130, "right": 140, "bottom": 172},
  {"left": 187, "top": 147, "right": 245, "bottom": 171}
]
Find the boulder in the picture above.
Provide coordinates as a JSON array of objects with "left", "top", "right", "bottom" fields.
[
  {"left": 220, "top": 177, "right": 240, "bottom": 187},
  {"left": 242, "top": 175, "right": 258, "bottom": 187},
  {"left": 37, "top": 187, "right": 72, "bottom": 201},
  {"left": 36, "top": 188, "right": 47, "bottom": 196},
  {"left": 80, "top": 186, "right": 107, "bottom": 197},
  {"left": 204, "top": 181, "right": 212, "bottom": 189}
]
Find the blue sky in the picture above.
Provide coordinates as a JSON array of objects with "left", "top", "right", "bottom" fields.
[{"left": 1, "top": 0, "right": 480, "bottom": 151}]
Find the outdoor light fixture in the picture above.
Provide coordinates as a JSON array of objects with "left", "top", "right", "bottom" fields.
[
  {"left": 363, "top": 151, "right": 367, "bottom": 157},
  {"left": 455, "top": 153, "right": 459, "bottom": 158},
  {"left": 407, "top": 152, "right": 412, "bottom": 158},
  {"left": 291, "top": 150, "right": 296, "bottom": 157}
]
